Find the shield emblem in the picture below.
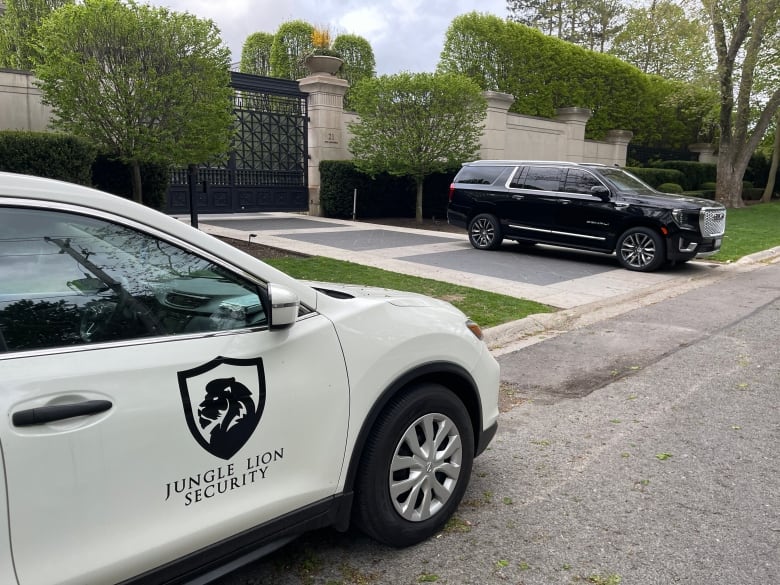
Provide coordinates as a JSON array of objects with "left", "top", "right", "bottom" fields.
[{"left": 177, "top": 356, "right": 266, "bottom": 460}]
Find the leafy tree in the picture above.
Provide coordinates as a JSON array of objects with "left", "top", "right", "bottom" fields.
[
  {"left": 0, "top": 0, "right": 72, "bottom": 69},
  {"left": 240, "top": 31, "right": 274, "bottom": 76},
  {"left": 348, "top": 72, "right": 486, "bottom": 223},
  {"left": 332, "top": 33, "right": 375, "bottom": 109},
  {"left": 270, "top": 20, "right": 313, "bottom": 80},
  {"left": 32, "top": 0, "right": 234, "bottom": 204},
  {"left": 507, "top": 0, "right": 625, "bottom": 51},
  {"left": 703, "top": 0, "right": 780, "bottom": 207},
  {"left": 610, "top": 0, "right": 712, "bottom": 82}
]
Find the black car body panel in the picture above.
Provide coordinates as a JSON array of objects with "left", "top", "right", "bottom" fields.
[{"left": 447, "top": 161, "right": 727, "bottom": 271}]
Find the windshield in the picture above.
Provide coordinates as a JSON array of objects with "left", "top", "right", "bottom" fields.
[{"left": 597, "top": 168, "right": 657, "bottom": 195}]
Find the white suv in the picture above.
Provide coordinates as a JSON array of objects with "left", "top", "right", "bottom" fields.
[{"left": 0, "top": 173, "right": 499, "bottom": 585}]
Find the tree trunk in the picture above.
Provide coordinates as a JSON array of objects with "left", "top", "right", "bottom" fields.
[
  {"left": 131, "top": 160, "right": 143, "bottom": 204},
  {"left": 715, "top": 140, "right": 748, "bottom": 208},
  {"left": 760, "top": 116, "right": 780, "bottom": 203},
  {"left": 415, "top": 177, "right": 424, "bottom": 223}
]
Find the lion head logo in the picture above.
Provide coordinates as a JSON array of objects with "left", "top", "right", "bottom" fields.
[{"left": 178, "top": 357, "right": 266, "bottom": 460}]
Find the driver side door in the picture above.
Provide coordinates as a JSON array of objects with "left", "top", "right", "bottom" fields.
[{"left": 0, "top": 203, "right": 349, "bottom": 585}]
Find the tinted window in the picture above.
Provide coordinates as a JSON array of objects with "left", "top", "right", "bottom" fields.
[
  {"left": 0, "top": 208, "right": 267, "bottom": 352},
  {"left": 520, "top": 167, "right": 561, "bottom": 191},
  {"left": 564, "top": 169, "right": 603, "bottom": 194},
  {"left": 455, "top": 166, "right": 503, "bottom": 185}
]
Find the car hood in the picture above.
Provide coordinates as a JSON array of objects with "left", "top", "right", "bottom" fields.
[
  {"left": 617, "top": 191, "right": 723, "bottom": 209},
  {"left": 304, "top": 281, "right": 459, "bottom": 309}
]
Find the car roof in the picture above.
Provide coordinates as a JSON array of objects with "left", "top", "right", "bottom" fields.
[{"left": 461, "top": 160, "right": 609, "bottom": 168}]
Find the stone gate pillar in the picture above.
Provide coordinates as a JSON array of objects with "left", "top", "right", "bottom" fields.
[
  {"left": 298, "top": 72, "right": 349, "bottom": 216},
  {"left": 555, "top": 107, "right": 592, "bottom": 162},
  {"left": 480, "top": 91, "right": 515, "bottom": 160}
]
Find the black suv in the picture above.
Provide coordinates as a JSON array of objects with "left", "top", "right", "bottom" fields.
[{"left": 447, "top": 160, "right": 727, "bottom": 272}]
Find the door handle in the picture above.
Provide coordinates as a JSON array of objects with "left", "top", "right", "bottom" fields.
[
  {"left": 12, "top": 400, "right": 113, "bottom": 427},
  {"left": 512, "top": 195, "right": 524, "bottom": 200}
]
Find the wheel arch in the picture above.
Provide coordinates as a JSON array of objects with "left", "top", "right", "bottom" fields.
[{"left": 342, "top": 362, "right": 483, "bottom": 496}]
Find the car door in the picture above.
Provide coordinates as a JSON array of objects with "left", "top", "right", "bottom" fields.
[
  {"left": 553, "top": 168, "right": 620, "bottom": 250},
  {"left": 0, "top": 204, "right": 349, "bottom": 585},
  {"left": 502, "top": 165, "right": 563, "bottom": 241}
]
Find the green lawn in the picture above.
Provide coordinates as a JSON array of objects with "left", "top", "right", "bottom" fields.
[
  {"left": 710, "top": 201, "right": 780, "bottom": 262},
  {"left": 266, "top": 256, "right": 552, "bottom": 328}
]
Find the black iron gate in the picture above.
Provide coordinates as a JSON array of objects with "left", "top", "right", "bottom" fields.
[{"left": 167, "top": 73, "right": 308, "bottom": 214}]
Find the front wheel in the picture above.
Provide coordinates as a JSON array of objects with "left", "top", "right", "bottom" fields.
[
  {"left": 354, "top": 385, "right": 475, "bottom": 547},
  {"left": 468, "top": 214, "right": 503, "bottom": 250},
  {"left": 616, "top": 227, "right": 665, "bottom": 272}
]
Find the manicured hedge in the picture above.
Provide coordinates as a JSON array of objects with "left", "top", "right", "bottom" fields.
[
  {"left": 438, "top": 13, "right": 714, "bottom": 148},
  {"left": 625, "top": 166, "right": 685, "bottom": 189},
  {"left": 319, "top": 160, "right": 457, "bottom": 219},
  {"left": 652, "top": 160, "right": 717, "bottom": 191},
  {"left": 0, "top": 131, "right": 96, "bottom": 185},
  {"left": 91, "top": 155, "right": 170, "bottom": 210}
]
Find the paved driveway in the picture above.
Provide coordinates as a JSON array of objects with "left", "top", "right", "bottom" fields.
[{"left": 198, "top": 213, "right": 727, "bottom": 310}]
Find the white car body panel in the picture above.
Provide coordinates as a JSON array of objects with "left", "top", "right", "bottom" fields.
[
  {"left": 0, "top": 317, "right": 348, "bottom": 585},
  {"left": 0, "top": 172, "right": 500, "bottom": 584}
]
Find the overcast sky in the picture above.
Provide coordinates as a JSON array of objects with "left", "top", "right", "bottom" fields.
[{"left": 147, "top": 0, "right": 508, "bottom": 75}]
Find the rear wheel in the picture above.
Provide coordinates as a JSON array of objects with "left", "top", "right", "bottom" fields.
[
  {"left": 616, "top": 227, "right": 665, "bottom": 272},
  {"left": 354, "top": 385, "right": 474, "bottom": 547},
  {"left": 468, "top": 214, "right": 502, "bottom": 250}
]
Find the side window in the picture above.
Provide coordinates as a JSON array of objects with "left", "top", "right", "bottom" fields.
[
  {"left": 454, "top": 166, "right": 504, "bottom": 185},
  {"left": 518, "top": 167, "right": 561, "bottom": 191},
  {"left": 564, "top": 169, "right": 603, "bottom": 194},
  {"left": 0, "top": 207, "right": 267, "bottom": 353},
  {"left": 508, "top": 166, "right": 527, "bottom": 189}
]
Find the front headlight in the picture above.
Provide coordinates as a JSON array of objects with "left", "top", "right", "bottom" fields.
[
  {"left": 466, "top": 319, "right": 484, "bottom": 340},
  {"left": 672, "top": 209, "right": 696, "bottom": 230}
]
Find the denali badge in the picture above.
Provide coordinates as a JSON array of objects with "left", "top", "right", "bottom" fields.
[{"left": 178, "top": 357, "right": 266, "bottom": 460}]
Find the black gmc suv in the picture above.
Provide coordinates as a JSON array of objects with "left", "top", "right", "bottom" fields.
[{"left": 447, "top": 160, "right": 727, "bottom": 272}]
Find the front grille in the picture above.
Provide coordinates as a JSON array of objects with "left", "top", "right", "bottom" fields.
[{"left": 700, "top": 207, "right": 726, "bottom": 237}]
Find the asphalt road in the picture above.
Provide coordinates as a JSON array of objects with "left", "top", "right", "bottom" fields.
[{"left": 217, "top": 260, "right": 779, "bottom": 585}]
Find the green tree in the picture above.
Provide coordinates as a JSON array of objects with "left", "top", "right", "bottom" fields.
[
  {"left": 270, "top": 20, "right": 313, "bottom": 80},
  {"left": 32, "top": 0, "right": 233, "bottom": 204},
  {"left": 348, "top": 72, "right": 486, "bottom": 223},
  {"left": 610, "top": 0, "right": 712, "bottom": 82},
  {"left": 240, "top": 31, "right": 274, "bottom": 76},
  {"left": 332, "top": 33, "right": 375, "bottom": 109},
  {"left": 703, "top": 0, "right": 780, "bottom": 207},
  {"left": 507, "top": 0, "right": 625, "bottom": 51},
  {"left": 0, "top": 0, "right": 72, "bottom": 69}
]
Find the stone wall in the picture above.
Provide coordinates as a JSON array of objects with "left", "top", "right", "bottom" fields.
[
  {"left": 0, "top": 69, "right": 53, "bottom": 132},
  {"left": 2, "top": 68, "right": 634, "bottom": 216}
]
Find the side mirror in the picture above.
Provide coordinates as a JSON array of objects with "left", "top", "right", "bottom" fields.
[
  {"left": 268, "top": 283, "right": 299, "bottom": 330},
  {"left": 591, "top": 185, "right": 610, "bottom": 200}
]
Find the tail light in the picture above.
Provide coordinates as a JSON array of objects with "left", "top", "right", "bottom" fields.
[{"left": 448, "top": 183, "right": 455, "bottom": 202}]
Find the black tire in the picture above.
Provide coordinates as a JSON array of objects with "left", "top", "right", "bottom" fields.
[
  {"left": 354, "top": 384, "right": 475, "bottom": 547},
  {"left": 616, "top": 227, "right": 665, "bottom": 272},
  {"left": 468, "top": 214, "right": 503, "bottom": 250}
]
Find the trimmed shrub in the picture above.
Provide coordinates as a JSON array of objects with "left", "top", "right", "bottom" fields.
[
  {"left": 657, "top": 183, "right": 684, "bottom": 194},
  {"left": 0, "top": 131, "right": 96, "bottom": 185},
  {"left": 700, "top": 181, "right": 717, "bottom": 191},
  {"left": 742, "top": 188, "right": 765, "bottom": 201},
  {"left": 742, "top": 180, "right": 754, "bottom": 189},
  {"left": 91, "top": 155, "right": 170, "bottom": 210},
  {"left": 652, "top": 160, "right": 716, "bottom": 190},
  {"left": 319, "top": 160, "right": 457, "bottom": 219},
  {"left": 625, "top": 166, "right": 685, "bottom": 189}
]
